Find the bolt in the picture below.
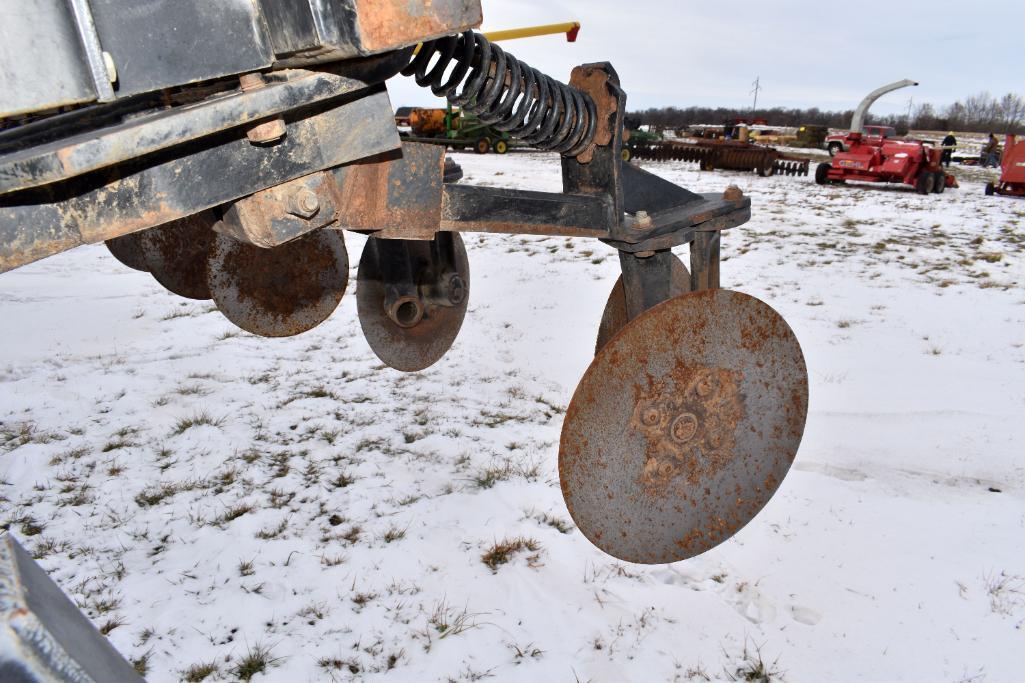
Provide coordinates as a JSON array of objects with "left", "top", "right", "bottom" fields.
[
  {"left": 102, "top": 51, "right": 117, "bottom": 84},
  {"left": 632, "top": 210, "right": 652, "bottom": 230},
  {"left": 246, "top": 117, "right": 286, "bottom": 144},
  {"left": 240, "top": 73, "right": 286, "bottom": 144},
  {"left": 723, "top": 185, "right": 744, "bottom": 201},
  {"left": 287, "top": 189, "right": 320, "bottom": 219},
  {"left": 443, "top": 273, "right": 467, "bottom": 305}
]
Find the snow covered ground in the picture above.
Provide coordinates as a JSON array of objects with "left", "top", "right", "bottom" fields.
[{"left": 1, "top": 151, "right": 1023, "bottom": 683}]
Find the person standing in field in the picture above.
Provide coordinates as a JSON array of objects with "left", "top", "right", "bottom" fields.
[
  {"left": 941, "top": 132, "right": 956, "bottom": 167},
  {"left": 981, "top": 134, "right": 1001, "bottom": 168}
]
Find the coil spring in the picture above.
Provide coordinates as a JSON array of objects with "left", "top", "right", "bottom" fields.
[{"left": 403, "top": 31, "right": 598, "bottom": 157}]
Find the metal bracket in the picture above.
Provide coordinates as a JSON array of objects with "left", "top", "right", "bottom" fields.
[
  {"left": 217, "top": 172, "right": 338, "bottom": 248},
  {"left": 333, "top": 142, "right": 445, "bottom": 240}
]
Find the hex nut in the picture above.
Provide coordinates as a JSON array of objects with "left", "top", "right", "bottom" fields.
[
  {"left": 288, "top": 189, "right": 321, "bottom": 219},
  {"left": 723, "top": 185, "right": 744, "bottom": 201}
]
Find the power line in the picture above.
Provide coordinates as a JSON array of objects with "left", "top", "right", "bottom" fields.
[{"left": 750, "top": 76, "right": 761, "bottom": 111}]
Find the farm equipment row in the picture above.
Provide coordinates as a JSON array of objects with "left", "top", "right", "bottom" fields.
[
  {"left": 629, "top": 139, "right": 810, "bottom": 176},
  {"left": 0, "top": 2, "right": 811, "bottom": 674}
]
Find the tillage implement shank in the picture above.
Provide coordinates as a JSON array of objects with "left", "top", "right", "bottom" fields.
[{"left": 0, "top": 2, "right": 808, "bottom": 572}]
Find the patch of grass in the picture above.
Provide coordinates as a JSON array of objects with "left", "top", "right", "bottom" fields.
[
  {"left": 351, "top": 591, "right": 377, "bottom": 610},
  {"left": 132, "top": 653, "right": 151, "bottom": 677},
  {"left": 473, "top": 459, "right": 541, "bottom": 489},
  {"left": 175, "top": 383, "right": 210, "bottom": 396},
  {"left": 331, "top": 471, "right": 356, "bottom": 489},
  {"left": 510, "top": 642, "right": 544, "bottom": 661},
  {"left": 481, "top": 537, "right": 542, "bottom": 572},
  {"left": 984, "top": 570, "right": 1025, "bottom": 615},
  {"left": 216, "top": 503, "right": 253, "bottom": 525},
  {"left": 298, "top": 602, "right": 327, "bottom": 624},
  {"left": 427, "top": 599, "right": 479, "bottom": 642},
  {"left": 534, "top": 512, "right": 573, "bottom": 534},
  {"left": 101, "top": 438, "right": 137, "bottom": 453},
  {"left": 318, "top": 657, "right": 361, "bottom": 674},
  {"left": 20, "top": 517, "right": 45, "bottom": 537},
  {"left": 724, "top": 640, "right": 783, "bottom": 683},
  {"left": 182, "top": 661, "right": 219, "bottom": 682},
  {"left": 170, "top": 412, "right": 224, "bottom": 436},
  {"left": 135, "top": 481, "right": 189, "bottom": 507},
  {"left": 256, "top": 518, "right": 288, "bottom": 540},
  {"left": 232, "top": 644, "right": 278, "bottom": 682},
  {"left": 238, "top": 559, "right": 255, "bottom": 577},
  {"left": 32, "top": 538, "right": 71, "bottom": 560},
  {"left": 99, "top": 615, "right": 126, "bottom": 635},
  {"left": 1, "top": 422, "right": 62, "bottom": 453},
  {"left": 382, "top": 525, "right": 407, "bottom": 543}
]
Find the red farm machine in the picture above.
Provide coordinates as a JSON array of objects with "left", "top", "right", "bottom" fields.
[
  {"left": 985, "top": 135, "right": 1025, "bottom": 198},
  {"left": 815, "top": 132, "right": 956, "bottom": 194}
]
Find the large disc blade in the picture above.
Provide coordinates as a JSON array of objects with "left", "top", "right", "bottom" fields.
[
  {"left": 105, "top": 232, "right": 149, "bottom": 272},
  {"left": 138, "top": 213, "right": 217, "bottom": 300},
  {"left": 595, "top": 252, "right": 690, "bottom": 355},
  {"left": 357, "top": 233, "right": 469, "bottom": 372},
  {"left": 207, "top": 229, "right": 349, "bottom": 337},
  {"left": 560, "top": 289, "right": 808, "bottom": 564}
]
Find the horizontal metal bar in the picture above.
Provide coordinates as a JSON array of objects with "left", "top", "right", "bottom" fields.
[
  {"left": 440, "top": 184, "right": 612, "bottom": 238},
  {"left": 0, "top": 88, "right": 399, "bottom": 273},
  {"left": 0, "top": 70, "right": 376, "bottom": 195}
]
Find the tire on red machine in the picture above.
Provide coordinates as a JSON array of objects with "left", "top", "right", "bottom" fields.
[
  {"left": 814, "top": 162, "right": 831, "bottom": 185},
  {"left": 933, "top": 172, "right": 946, "bottom": 194},
  {"left": 915, "top": 172, "right": 933, "bottom": 195}
]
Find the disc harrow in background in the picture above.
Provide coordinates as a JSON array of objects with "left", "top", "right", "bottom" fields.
[
  {"left": 357, "top": 232, "right": 469, "bottom": 372},
  {"left": 560, "top": 288, "right": 808, "bottom": 564},
  {"left": 138, "top": 212, "right": 218, "bottom": 300},
  {"left": 595, "top": 252, "right": 690, "bottom": 355},
  {"left": 207, "top": 229, "right": 349, "bottom": 337}
]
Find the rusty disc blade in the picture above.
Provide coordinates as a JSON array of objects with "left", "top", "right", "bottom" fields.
[
  {"left": 207, "top": 229, "right": 348, "bottom": 337},
  {"left": 138, "top": 212, "right": 217, "bottom": 300},
  {"left": 357, "top": 233, "right": 469, "bottom": 372},
  {"left": 595, "top": 252, "right": 690, "bottom": 355},
  {"left": 560, "top": 289, "right": 808, "bottom": 564},
  {"left": 105, "top": 232, "right": 150, "bottom": 272}
]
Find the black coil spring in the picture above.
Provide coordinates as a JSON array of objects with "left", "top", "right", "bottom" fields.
[{"left": 403, "top": 31, "right": 597, "bottom": 157}]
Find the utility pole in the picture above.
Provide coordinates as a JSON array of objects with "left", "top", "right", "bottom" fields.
[{"left": 750, "top": 76, "right": 761, "bottom": 111}]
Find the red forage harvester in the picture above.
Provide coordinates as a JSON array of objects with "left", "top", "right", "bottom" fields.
[
  {"left": 815, "top": 132, "right": 957, "bottom": 195},
  {"left": 985, "top": 135, "right": 1025, "bottom": 198}
]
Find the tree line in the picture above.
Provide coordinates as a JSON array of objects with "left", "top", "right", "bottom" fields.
[{"left": 631, "top": 92, "right": 1025, "bottom": 134}]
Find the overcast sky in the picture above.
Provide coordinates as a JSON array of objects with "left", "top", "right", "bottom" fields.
[{"left": 388, "top": 0, "right": 1024, "bottom": 116}]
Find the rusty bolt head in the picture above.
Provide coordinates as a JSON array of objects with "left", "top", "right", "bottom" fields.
[
  {"left": 443, "top": 272, "right": 467, "bottom": 306},
  {"left": 246, "top": 117, "right": 286, "bottom": 144},
  {"left": 632, "top": 210, "right": 652, "bottom": 230},
  {"left": 287, "top": 188, "right": 320, "bottom": 219},
  {"left": 723, "top": 185, "right": 744, "bottom": 201}
]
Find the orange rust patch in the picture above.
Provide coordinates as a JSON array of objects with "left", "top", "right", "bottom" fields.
[{"left": 629, "top": 364, "right": 745, "bottom": 496}]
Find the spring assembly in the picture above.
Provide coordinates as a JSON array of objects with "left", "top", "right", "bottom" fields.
[{"left": 403, "top": 31, "right": 598, "bottom": 157}]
